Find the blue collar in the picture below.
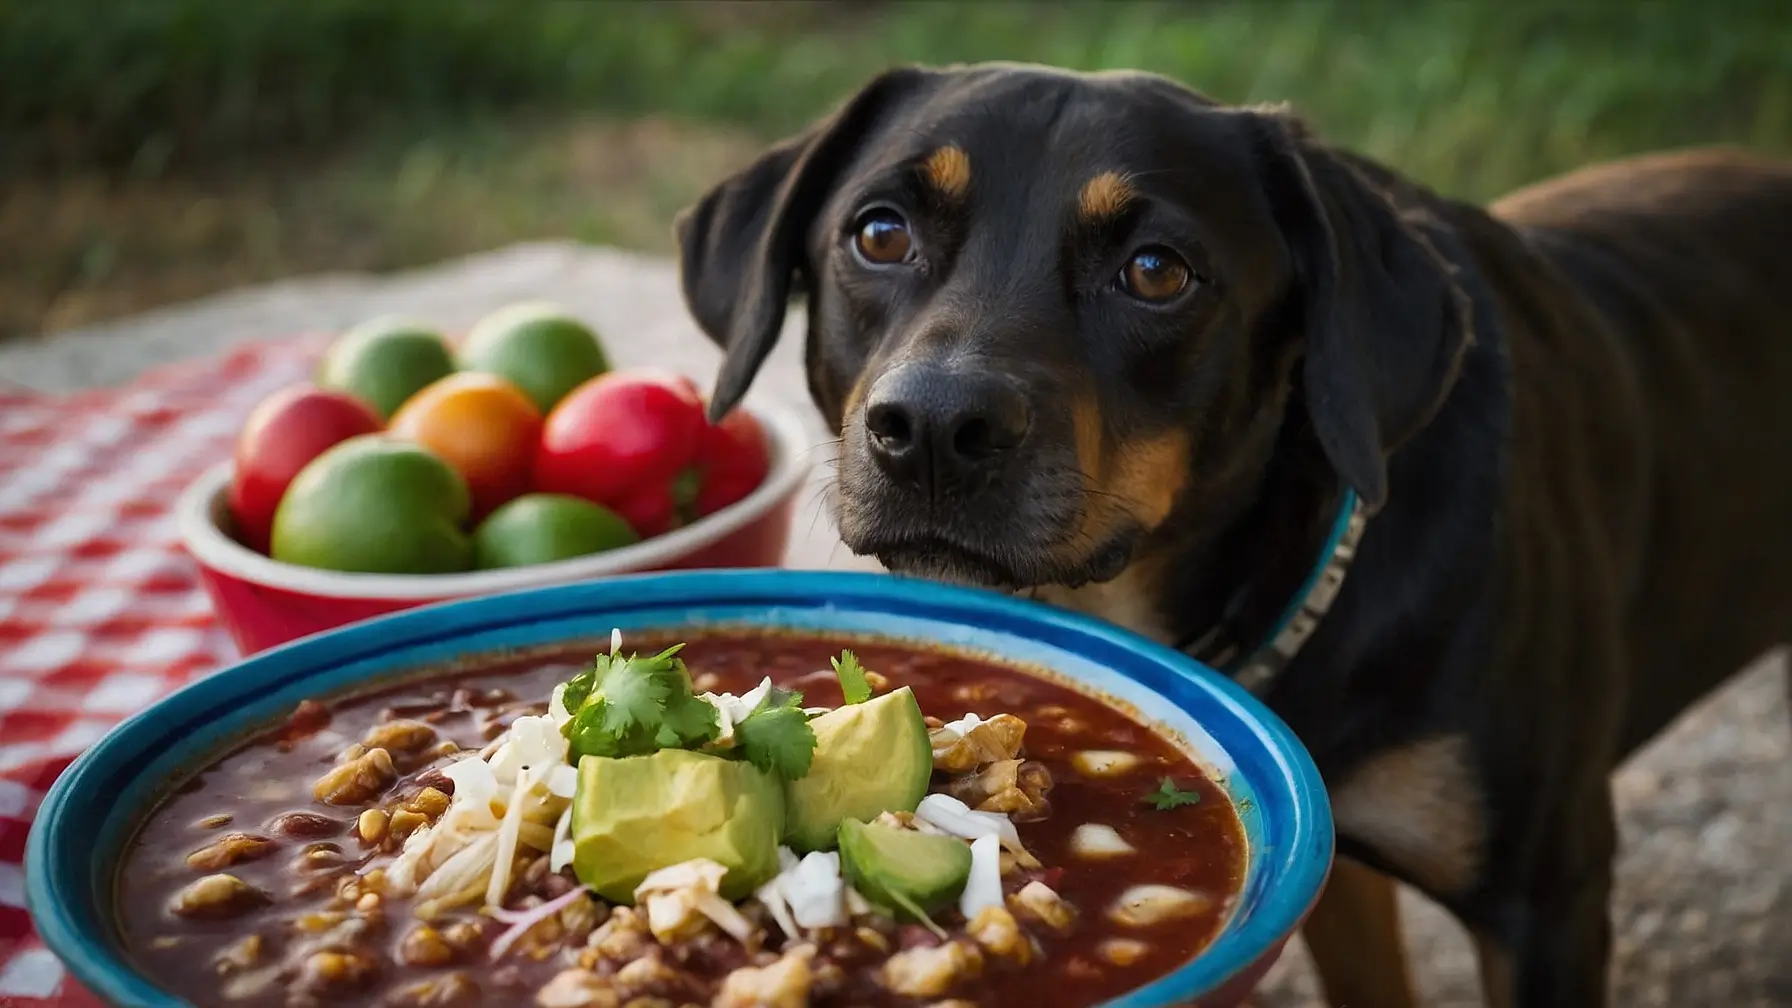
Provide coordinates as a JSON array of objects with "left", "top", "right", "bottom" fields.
[{"left": 1183, "top": 489, "right": 1369, "bottom": 695}]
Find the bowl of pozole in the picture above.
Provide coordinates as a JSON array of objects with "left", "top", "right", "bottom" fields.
[{"left": 26, "top": 570, "right": 1332, "bottom": 1007}]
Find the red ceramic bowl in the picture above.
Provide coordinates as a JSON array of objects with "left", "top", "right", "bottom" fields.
[{"left": 177, "top": 399, "right": 814, "bottom": 655}]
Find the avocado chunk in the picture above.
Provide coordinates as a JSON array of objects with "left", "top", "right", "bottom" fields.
[
  {"left": 571, "top": 748, "right": 784, "bottom": 903},
  {"left": 838, "top": 817, "right": 972, "bottom": 923},
  {"left": 783, "top": 687, "right": 932, "bottom": 851}
]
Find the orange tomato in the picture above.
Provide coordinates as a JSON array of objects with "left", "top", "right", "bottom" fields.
[{"left": 389, "top": 372, "right": 543, "bottom": 519}]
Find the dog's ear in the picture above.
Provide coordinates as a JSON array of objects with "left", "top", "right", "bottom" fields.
[
  {"left": 1243, "top": 110, "right": 1473, "bottom": 511},
  {"left": 675, "top": 67, "right": 933, "bottom": 421}
]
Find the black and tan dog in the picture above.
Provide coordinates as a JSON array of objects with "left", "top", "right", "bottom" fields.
[{"left": 673, "top": 62, "right": 1792, "bottom": 1007}]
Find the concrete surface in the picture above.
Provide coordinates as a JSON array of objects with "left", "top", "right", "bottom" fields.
[{"left": 4, "top": 242, "right": 1786, "bottom": 1006}]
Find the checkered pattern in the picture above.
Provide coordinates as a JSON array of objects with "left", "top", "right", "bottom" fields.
[{"left": 0, "top": 335, "right": 327, "bottom": 1006}]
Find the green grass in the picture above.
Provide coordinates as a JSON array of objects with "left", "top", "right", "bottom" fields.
[
  {"left": 7, "top": 0, "right": 1790, "bottom": 199},
  {"left": 4, "top": 0, "right": 1789, "bottom": 337}
]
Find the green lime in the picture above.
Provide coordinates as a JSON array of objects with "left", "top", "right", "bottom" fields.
[
  {"left": 458, "top": 302, "right": 609, "bottom": 413},
  {"left": 271, "top": 435, "right": 473, "bottom": 574},
  {"left": 472, "top": 493, "right": 639, "bottom": 569},
  {"left": 317, "top": 316, "right": 456, "bottom": 419}
]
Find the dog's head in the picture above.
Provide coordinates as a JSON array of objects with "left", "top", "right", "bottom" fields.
[{"left": 677, "top": 63, "right": 1470, "bottom": 591}]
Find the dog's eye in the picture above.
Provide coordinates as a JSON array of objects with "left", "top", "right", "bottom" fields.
[
  {"left": 1119, "top": 246, "right": 1194, "bottom": 302},
  {"left": 853, "top": 209, "right": 914, "bottom": 266}
]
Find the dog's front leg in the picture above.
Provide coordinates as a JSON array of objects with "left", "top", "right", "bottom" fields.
[
  {"left": 1302, "top": 858, "right": 1418, "bottom": 1008},
  {"left": 1468, "top": 776, "right": 1618, "bottom": 1008}
]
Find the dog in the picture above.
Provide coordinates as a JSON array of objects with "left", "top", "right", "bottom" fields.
[{"left": 673, "top": 62, "right": 1792, "bottom": 1007}]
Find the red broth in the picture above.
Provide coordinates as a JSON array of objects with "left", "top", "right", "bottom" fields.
[{"left": 116, "top": 633, "right": 1247, "bottom": 1007}]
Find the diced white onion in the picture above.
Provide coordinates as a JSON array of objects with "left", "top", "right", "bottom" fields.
[
  {"left": 1108, "top": 885, "right": 1214, "bottom": 927},
  {"left": 1098, "top": 938, "right": 1150, "bottom": 967},
  {"left": 959, "top": 835, "right": 1003, "bottom": 919},
  {"left": 699, "top": 676, "right": 776, "bottom": 747},
  {"left": 546, "top": 763, "right": 578, "bottom": 799},
  {"left": 1069, "top": 823, "right": 1136, "bottom": 859},
  {"left": 754, "top": 847, "right": 803, "bottom": 938},
  {"left": 784, "top": 851, "right": 847, "bottom": 929},
  {"left": 916, "top": 794, "right": 1020, "bottom": 848},
  {"left": 939, "top": 710, "right": 982, "bottom": 735},
  {"left": 1070, "top": 750, "right": 1143, "bottom": 778},
  {"left": 440, "top": 757, "right": 501, "bottom": 830},
  {"left": 548, "top": 683, "right": 575, "bottom": 727}
]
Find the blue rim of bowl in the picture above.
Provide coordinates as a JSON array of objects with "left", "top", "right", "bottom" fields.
[{"left": 26, "top": 568, "right": 1333, "bottom": 1008}]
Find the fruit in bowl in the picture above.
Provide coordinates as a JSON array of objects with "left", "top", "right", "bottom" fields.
[
  {"left": 270, "top": 435, "right": 474, "bottom": 574},
  {"left": 389, "top": 371, "right": 544, "bottom": 519},
  {"left": 536, "top": 370, "right": 769, "bottom": 537},
  {"left": 472, "top": 493, "right": 638, "bottom": 569},
  {"left": 224, "top": 304, "right": 775, "bottom": 578},
  {"left": 456, "top": 300, "right": 611, "bottom": 412},
  {"left": 315, "top": 315, "right": 457, "bottom": 419},
  {"left": 191, "top": 303, "right": 814, "bottom": 653},
  {"left": 228, "top": 387, "right": 385, "bottom": 554}
]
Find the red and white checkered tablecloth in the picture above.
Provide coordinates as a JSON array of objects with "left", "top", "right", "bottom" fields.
[{"left": 0, "top": 334, "right": 329, "bottom": 1006}]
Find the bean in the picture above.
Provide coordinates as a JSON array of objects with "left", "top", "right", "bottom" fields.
[
  {"left": 195, "top": 813, "right": 233, "bottom": 830},
  {"left": 363, "top": 719, "right": 437, "bottom": 753},
  {"left": 404, "top": 787, "right": 451, "bottom": 819},
  {"left": 169, "top": 874, "right": 266, "bottom": 920},
  {"left": 313, "top": 747, "right": 397, "bottom": 805},
  {"left": 186, "top": 833, "right": 276, "bottom": 871},
  {"left": 384, "top": 972, "right": 481, "bottom": 1007},
  {"left": 399, "top": 924, "right": 457, "bottom": 967},
  {"left": 439, "top": 919, "right": 488, "bottom": 954},
  {"left": 283, "top": 699, "right": 332, "bottom": 739},
  {"left": 269, "top": 811, "right": 345, "bottom": 839},
  {"left": 413, "top": 768, "right": 455, "bottom": 795},
  {"left": 295, "top": 950, "right": 378, "bottom": 995},
  {"left": 357, "top": 809, "right": 389, "bottom": 845},
  {"left": 212, "top": 934, "right": 263, "bottom": 974},
  {"left": 388, "top": 809, "right": 428, "bottom": 842}
]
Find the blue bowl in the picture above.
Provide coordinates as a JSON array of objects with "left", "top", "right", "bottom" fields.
[{"left": 26, "top": 569, "right": 1332, "bottom": 1008}]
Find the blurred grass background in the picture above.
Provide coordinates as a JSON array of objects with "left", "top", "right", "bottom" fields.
[{"left": 3, "top": 0, "right": 1788, "bottom": 339}]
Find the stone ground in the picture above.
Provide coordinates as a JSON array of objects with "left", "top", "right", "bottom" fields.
[{"left": 3, "top": 242, "right": 1786, "bottom": 1007}]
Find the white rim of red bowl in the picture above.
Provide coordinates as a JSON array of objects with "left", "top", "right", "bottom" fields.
[{"left": 177, "top": 396, "right": 820, "bottom": 600}]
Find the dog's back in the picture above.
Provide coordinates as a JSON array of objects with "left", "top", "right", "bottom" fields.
[{"left": 1490, "top": 149, "right": 1792, "bottom": 751}]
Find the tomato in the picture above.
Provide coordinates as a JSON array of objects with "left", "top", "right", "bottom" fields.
[
  {"left": 693, "top": 409, "right": 771, "bottom": 517},
  {"left": 388, "top": 372, "right": 543, "bottom": 520},
  {"left": 535, "top": 369, "right": 768, "bottom": 538},
  {"left": 229, "top": 385, "right": 384, "bottom": 554}
]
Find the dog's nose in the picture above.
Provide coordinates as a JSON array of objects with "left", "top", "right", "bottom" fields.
[{"left": 862, "top": 364, "right": 1031, "bottom": 495}]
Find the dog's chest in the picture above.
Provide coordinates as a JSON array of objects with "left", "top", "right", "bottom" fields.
[{"left": 1035, "top": 566, "right": 1175, "bottom": 645}]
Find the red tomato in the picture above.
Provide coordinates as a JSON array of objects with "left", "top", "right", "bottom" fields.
[
  {"left": 229, "top": 385, "right": 384, "bottom": 553},
  {"left": 693, "top": 409, "right": 771, "bottom": 517},
  {"left": 535, "top": 370, "right": 708, "bottom": 535},
  {"left": 534, "top": 370, "right": 770, "bottom": 538}
]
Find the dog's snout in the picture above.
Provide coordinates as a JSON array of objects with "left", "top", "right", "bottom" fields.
[{"left": 863, "top": 365, "right": 1032, "bottom": 496}]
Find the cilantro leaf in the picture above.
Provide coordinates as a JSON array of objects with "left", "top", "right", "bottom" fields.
[
  {"left": 596, "top": 653, "right": 674, "bottom": 737},
  {"left": 560, "top": 665, "right": 598, "bottom": 714},
  {"left": 734, "top": 687, "right": 817, "bottom": 780},
  {"left": 1141, "top": 777, "right": 1203, "bottom": 811},
  {"left": 561, "top": 643, "right": 698, "bottom": 760},
  {"left": 567, "top": 698, "right": 630, "bottom": 759},
  {"left": 831, "top": 650, "right": 872, "bottom": 705},
  {"left": 660, "top": 694, "right": 721, "bottom": 748}
]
